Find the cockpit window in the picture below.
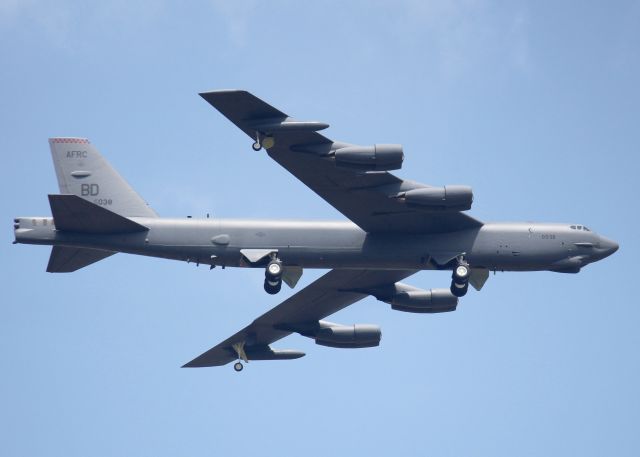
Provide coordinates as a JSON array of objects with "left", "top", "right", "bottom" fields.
[{"left": 570, "top": 224, "right": 591, "bottom": 231}]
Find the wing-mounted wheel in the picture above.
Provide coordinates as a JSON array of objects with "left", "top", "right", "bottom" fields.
[
  {"left": 250, "top": 119, "right": 328, "bottom": 151},
  {"left": 229, "top": 341, "right": 305, "bottom": 372}
]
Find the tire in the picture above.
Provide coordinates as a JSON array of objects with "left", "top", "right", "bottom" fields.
[
  {"left": 234, "top": 362, "right": 244, "bottom": 372},
  {"left": 265, "top": 260, "right": 283, "bottom": 280},
  {"left": 252, "top": 142, "right": 261, "bottom": 151},
  {"left": 264, "top": 279, "right": 282, "bottom": 295},
  {"left": 450, "top": 281, "right": 468, "bottom": 297},
  {"left": 453, "top": 263, "right": 470, "bottom": 281}
]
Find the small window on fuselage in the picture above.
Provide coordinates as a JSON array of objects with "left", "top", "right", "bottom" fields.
[{"left": 570, "top": 225, "right": 576, "bottom": 229}]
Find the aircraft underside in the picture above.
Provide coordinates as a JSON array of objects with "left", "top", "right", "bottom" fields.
[{"left": 13, "top": 89, "right": 618, "bottom": 370}]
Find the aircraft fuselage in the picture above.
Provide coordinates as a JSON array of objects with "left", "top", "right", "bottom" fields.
[{"left": 14, "top": 217, "right": 618, "bottom": 273}]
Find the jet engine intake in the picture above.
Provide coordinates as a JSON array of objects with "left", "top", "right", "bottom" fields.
[
  {"left": 390, "top": 287, "right": 458, "bottom": 313},
  {"left": 333, "top": 144, "right": 403, "bottom": 171},
  {"left": 399, "top": 185, "right": 473, "bottom": 211},
  {"left": 313, "top": 321, "right": 381, "bottom": 348}
]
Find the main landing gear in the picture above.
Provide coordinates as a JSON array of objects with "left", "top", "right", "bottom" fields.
[
  {"left": 232, "top": 342, "right": 248, "bottom": 373},
  {"left": 252, "top": 132, "right": 275, "bottom": 151},
  {"left": 264, "top": 258, "right": 283, "bottom": 295},
  {"left": 450, "top": 259, "right": 471, "bottom": 297}
]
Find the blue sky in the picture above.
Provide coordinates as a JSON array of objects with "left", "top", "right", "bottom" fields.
[{"left": 1, "top": 1, "right": 639, "bottom": 455}]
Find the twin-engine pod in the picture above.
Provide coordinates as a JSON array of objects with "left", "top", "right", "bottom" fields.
[
  {"left": 397, "top": 185, "right": 473, "bottom": 211},
  {"left": 377, "top": 283, "right": 458, "bottom": 313},
  {"left": 332, "top": 144, "right": 404, "bottom": 171},
  {"left": 313, "top": 321, "right": 381, "bottom": 348}
]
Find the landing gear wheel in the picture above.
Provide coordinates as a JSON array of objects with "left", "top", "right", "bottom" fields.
[
  {"left": 264, "top": 258, "right": 283, "bottom": 294},
  {"left": 252, "top": 141, "right": 262, "bottom": 151},
  {"left": 453, "top": 264, "right": 470, "bottom": 281},
  {"left": 450, "top": 281, "right": 469, "bottom": 297},
  {"left": 450, "top": 259, "right": 470, "bottom": 297},
  {"left": 233, "top": 362, "right": 244, "bottom": 372},
  {"left": 264, "top": 278, "right": 282, "bottom": 295},
  {"left": 266, "top": 260, "right": 283, "bottom": 278}
]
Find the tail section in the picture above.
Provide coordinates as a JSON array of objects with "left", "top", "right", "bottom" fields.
[{"left": 49, "top": 138, "right": 157, "bottom": 218}]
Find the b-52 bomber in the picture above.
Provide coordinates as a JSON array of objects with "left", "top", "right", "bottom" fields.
[{"left": 14, "top": 90, "right": 618, "bottom": 371}]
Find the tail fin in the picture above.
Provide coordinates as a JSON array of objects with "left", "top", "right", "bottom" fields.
[{"left": 49, "top": 138, "right": 157, "bottom": 218}]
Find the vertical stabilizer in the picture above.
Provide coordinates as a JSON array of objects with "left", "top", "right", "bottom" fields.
[{"left": 49, "top": 138, "right": 157, "bottom": 218}]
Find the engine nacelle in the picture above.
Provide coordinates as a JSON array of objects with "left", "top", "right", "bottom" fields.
[
  {"left": 400, "top": 185, "right": 473, "bottom": 211},
  {"left": 389, "top": 286, "right": 458, "bottom": 313},
  {"left": 333, "top": 144, "right": 404, "bottom": 171},
  {"left": 314, "top": 321, "right": 381, "bottom": 348}
]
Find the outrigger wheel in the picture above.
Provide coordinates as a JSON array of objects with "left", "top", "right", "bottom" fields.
[
  {"left": 232, "top": 342, "right": 247, "bottom": 372},
  {"left": 252, "top": 132, "right": 275, "bottom": 151},
  {"left": 252, "top": 131, "right": 262, "bottom": 151}
]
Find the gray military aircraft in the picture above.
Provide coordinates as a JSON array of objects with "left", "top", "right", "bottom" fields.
[{"left": 14, "top": 90, "right": 618, "bottom": 371}]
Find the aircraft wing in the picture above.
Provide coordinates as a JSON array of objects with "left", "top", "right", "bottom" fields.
[
  {"left": 200, "top": 90, "right": 482, "bottom": 234},
  {"left": 182, "top": 268, "right": 416, "bottom": 367}
]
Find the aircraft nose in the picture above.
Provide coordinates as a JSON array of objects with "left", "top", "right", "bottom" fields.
[{"left": 598, "top": 236, "right": 619, "bottom": 258}]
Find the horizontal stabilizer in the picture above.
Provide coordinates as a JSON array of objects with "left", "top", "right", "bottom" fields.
[
  {"left": 47, "top": 246, "right": 115, "bottom": 273},
  {"left": 49, "top": 194, "right": 148, "bottom": 234}
]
